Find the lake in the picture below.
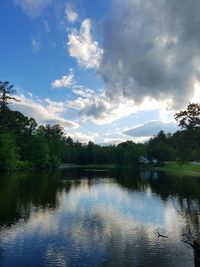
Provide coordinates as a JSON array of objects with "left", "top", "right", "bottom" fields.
[{"left": 0, "top": 168, "right": 200, "bottom": 267}]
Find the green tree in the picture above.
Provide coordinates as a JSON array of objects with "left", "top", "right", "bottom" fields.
[
  {"left": 0, "top": 81, "right": 18, "bottom": 111},
  {"left": 147, "top": 131, "right": 176, "bottom": 162},
  {"left": 174, "top": 103, "right": 200, "bottom": 162},
  {"left": 174, "top": 103, "right": 200, "bottom": 130},
  {"left": 4, "top": 110, "right": 37, "bottom": 136},
  {"left": 147, "top": 141, "right": 176, "bottom": 163},
  {"left": 24, "top": 136, "right": 50, "bottom": 169},
  {"left": 0, "top": 81, "right": 19, "bottom": 132},
  {"left": 0, "top": 134, "right": 20, "bottom": 170},
  {"left": 37, "top": 124, "right": 65, "bottom": 167}
]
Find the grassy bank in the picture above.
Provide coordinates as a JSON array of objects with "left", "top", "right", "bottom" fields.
[{"left": 159, "top": 161, "right": 200, "bottom": 176}]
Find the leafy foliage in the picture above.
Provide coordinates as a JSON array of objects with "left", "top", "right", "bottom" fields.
[
  {"left": 0, "top": 81, "right": 18, "bottom": 111},
  {"left": 174, "top": 103, "right": 200, "bottom": 162},
  {"left": 0, "top": 134, "right": 20, "bottom": 170},
  {"left": 175, "top": 103, "right": 200, "bottom": 130},
  {"left": 147, "top": 131, "right": 176, "bottom": 163}
]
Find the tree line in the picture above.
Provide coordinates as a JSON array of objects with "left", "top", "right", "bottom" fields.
[{"left": 0, "top": 81, "right": 199, "bottom": 171}]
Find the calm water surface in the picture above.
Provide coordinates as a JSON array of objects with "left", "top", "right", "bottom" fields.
[{"left": 0, "top": 169, "right": 200, "bottom": 267}]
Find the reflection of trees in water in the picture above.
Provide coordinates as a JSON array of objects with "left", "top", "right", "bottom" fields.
[
  {"left": 0, "top": 168, "right": 109, "bottom": 227},
  {"left": 0, "top": 168, "right": 115, "bottom": 227},
  {"left": 146, "top": 173, "right": 200, "bottom": 246},
  {"left": 0, "top": 170, "right": 63, "bottom": 226},
  {"left": 176, "top": 198, "right": 200, "bottom": 247},
  {"left": 174, "top": 199, "right": 200, "bottom": 267},
  {"left": 124, "top": 170, "right": 200, "bottom": 248},
  {"left": 112, "top": 169, "right": 200, "bottom": 248}
]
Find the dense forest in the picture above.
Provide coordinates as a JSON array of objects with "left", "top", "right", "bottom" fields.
[{"left": 0, "top": 81, "right": 200, "bottom": 171}]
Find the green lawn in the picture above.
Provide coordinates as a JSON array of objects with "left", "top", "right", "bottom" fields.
[{"left": 160, "top": 161, "right": 200, "bottom": 176}]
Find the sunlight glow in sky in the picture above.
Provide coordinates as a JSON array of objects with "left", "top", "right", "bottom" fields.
[{"left": 1, "top": 0, "right": 200, "bottom": 143}]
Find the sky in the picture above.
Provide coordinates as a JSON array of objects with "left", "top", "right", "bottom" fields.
[{"left": 1, "top": 0, "right": 200, "bottom": 144}]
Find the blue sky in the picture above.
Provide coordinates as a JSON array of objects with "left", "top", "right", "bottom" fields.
[{"left": 1, "top": 0, "right": 200, "bottom": 143}]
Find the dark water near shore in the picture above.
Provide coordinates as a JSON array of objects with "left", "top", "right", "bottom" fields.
[{"left": 0, "top": 168, "right": 200, "bottom": 267}]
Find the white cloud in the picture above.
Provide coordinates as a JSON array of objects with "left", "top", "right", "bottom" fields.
[
  {"left": 66, "top": 131, "right": 99, "bottom": 143},
  {"left": 100, "top": 138, "right": 126, "bottom": 146},
  {"left": 159, "top": 109, "right": 175, "bottom": 123},
  {"left": 51, "top": 69, "right": 74, "bottom": 89},
  {"left": 191, "top": 83, "right": 200, "bottom": 102},
  {"left": 100, "top": 131, "right": 151, "bottom": 145},
  {"left": 73, "top": 86, "right": 94, "bottom": 98},
  {"left": 15, "top": 0, "right": 52, "bottom": 17},
  {"left": 10, "top": 94, "right": 79, "bottom": 129},
  {"left": 68, "top": 19, "right": 103, "bottom": 69},
  {"left": 65, "top": 3, "right": 78, "bottom": 23},
  {"left": 31, "top": 37, "right": 41, "bottom": 53},
  {"left": 67, "top": 88, "right": 137, "bottom": 125},
  {"left": 67, "top": 86, "right": 177, "bottom": 126},
  {"left": 45, "top": 98, "right": 65, "bottom": 114}
]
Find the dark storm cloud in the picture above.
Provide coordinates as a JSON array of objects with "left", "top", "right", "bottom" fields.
[
  {"left": 99, "top": 0, "right": 200, "bottom": 108},
  {"left": 78, "top": 101, "right": 108, "bottom": 119}
]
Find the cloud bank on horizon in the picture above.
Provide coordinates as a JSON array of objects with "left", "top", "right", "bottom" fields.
[{"left": 4, "top": 0, "right": 200, "bottom": 143}]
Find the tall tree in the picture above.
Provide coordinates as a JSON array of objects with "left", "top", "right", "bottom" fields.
[
  {"left": 0, "top": 81, "right": 19, "bottom": 132},
  {"left": 174, "top": 103, "right": 200, "bottom": 130},
  {"left": 147, "top": 131, "right": 176, "bottom": 162},
  {"left": 174, "top": 103, "right": 200, "bottom": 162},
  {"left": 37, "top": 124, "right": 65, "bottom": 167},
  {"left": 0, "top": 81, "right": 18, "bottom": 111}
]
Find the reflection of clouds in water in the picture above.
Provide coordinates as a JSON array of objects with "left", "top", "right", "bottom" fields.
[
  {"left": 1, "top": 179, "right": 182, "bottom": 243},
  {"left": 62, "top": 181, "right": 165, "bottom": 227},
  {"left": 164, "top": 201, "right": 180, "bottom": 238},
  {"left": 0, "top": 178, "right": 185, "bottom": 266},
  {"left": 146, "top": 186, "right": 152, "bottom": 197},
  {"left": 0, "top": 208, "right": 58, "bottom": 245},
  {"left": 45, "top": 246, "right": 68, "bottom": 267}
]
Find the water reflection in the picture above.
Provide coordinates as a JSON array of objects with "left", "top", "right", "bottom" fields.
[{"left": 0, "top": 169, "right": 200, "bottom": 266}]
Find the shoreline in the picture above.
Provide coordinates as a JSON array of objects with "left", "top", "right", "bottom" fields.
[{"left": 60, "top": 162, "right": 200, "bottom": 176}]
